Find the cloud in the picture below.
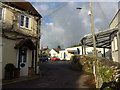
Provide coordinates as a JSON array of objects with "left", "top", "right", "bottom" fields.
[
  {"left": 39, "top": 4, "right": 49, "bottom": 11},
  {"left": 32, "top": 2, "right": 118, "bottom": 49}
]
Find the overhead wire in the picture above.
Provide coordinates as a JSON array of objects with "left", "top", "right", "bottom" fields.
[
  {"left": 96, "top": 1, "right": 110, "bottom": 25},
  {"left": 43, "top": 2, "right": 68, "bottom": 18}
]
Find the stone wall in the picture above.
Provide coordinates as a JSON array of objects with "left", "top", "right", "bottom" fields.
[{"left": 71, "top": 55, "right": 120, "bottom": 89}]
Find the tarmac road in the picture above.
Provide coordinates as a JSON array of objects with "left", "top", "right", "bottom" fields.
[{"left": 3, "top": 60, "right": 96, "bottom": 89}]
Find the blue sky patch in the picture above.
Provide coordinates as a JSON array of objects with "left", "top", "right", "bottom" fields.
[{"left": 43, "top": 18, "right": 53, "bottom": 24}]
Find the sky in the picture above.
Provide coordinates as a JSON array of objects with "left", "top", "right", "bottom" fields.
[{"left": 31, "top": 1, "right": 118, "bottom": 49}]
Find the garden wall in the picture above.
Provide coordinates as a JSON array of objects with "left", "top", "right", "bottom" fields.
[{"left": 71, "top": 55, "right": 120, "bottom": 89}]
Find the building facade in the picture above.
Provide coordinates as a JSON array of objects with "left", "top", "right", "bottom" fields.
[
  {"left": 58, "top": 46, "right": 109, "bottom": 60},
  {"left": 109, "top": 8, "right": 120, "bottom": 63},
  {"left": 119, "top": 2, "right": 120, "bottom": 64},
  {"left": 49, "top": 49, "right": 60, "bottom": 58},
  {"left": 0, "top": 2, "right": 42, "bottom": 79}
]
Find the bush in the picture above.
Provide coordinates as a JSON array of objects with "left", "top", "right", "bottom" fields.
[
  {"left": 70, "top": 55, "right": 83, "bottom": 71},
  {"left": 5, "top": 63, "right": 15, "bottom": 72}
]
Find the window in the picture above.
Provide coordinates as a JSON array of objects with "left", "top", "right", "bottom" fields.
[
  {"left": 111, "top": 41, "right": 114, "bottom": 52},
  {"left": 0, "top": 8, "right": 2, "bottom": 20},
  {"left": 25, "top": 17, "right": 29, "bottom": 28},
  {"left": 20, "top": 15, "right": 24, "bottom": 26},
  {"left": 20, "top": 15, "right": 30, "bottom": 28},
  {"left": 114, "top": 37, "right": 118, "bottom": 51}
]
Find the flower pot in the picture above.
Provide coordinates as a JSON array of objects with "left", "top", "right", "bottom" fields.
[
  {"left": 14, "top": 68, "right": 20, "bottom": 78},
  {"left": 28, "top": 67, "right": 35, "bottom": 76},
  {"left": 4, "top": 71, "right": 13, "bottom": 80},
  {"left": 4, "top": 63, "right": 15, "bottom": 80}
]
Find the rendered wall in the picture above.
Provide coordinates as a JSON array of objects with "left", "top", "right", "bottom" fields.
[
  {"left": 2, "top": 5, "right": 38, "bottom": 37},
  {"left": 2, "top": 38, "right": 17, "bottom": 79},
  {"left": 118, "top": 2, "right": 120, "bottom": 63},
  {"left": 2, "top": 37, "right": 35, "bottom": 79},
  {"left": 110, "top": 9, "right": 120, "bottom": 63}
]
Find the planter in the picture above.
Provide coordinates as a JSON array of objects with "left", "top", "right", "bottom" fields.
[
  {"left": 14, "top": 68, "right": 20, "bottom": 78},
  {"left": 28, "top": 67, "right": 35, "bottom": 76},
  {"left": 4, "top": 71, "right": 13, "bottom": 80},
  {"left": 4, "top": 63, "right": 15, "bottom": 80}
]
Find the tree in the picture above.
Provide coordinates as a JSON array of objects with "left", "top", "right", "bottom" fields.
[
  {"left": 71, "top": 43, "right": 82, "bottom": 47},
  {"left": 57, "top": 45, "right": 61, "bottom": 49}
]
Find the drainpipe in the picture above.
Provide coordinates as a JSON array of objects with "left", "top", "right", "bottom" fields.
[
  {"left": 35, "top": 18, "right": 41, "bottom": 75},
  {"left": 32, "top": 50, "right": 34, "bottom": 68},
  {"left": 35, "top": 40, "right": 38, "bottom": 74},
  {"left": 118, "top": 1, "right": 120, "bottom": 64}
]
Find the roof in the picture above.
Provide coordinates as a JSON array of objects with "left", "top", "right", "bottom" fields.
[
  {"left": 67, "top": 50, "right": 76, "bottom": 53},
  {"left": 81, "top": 28, "right": 118, "bottom": 49},
  {"left": 109, "top": 9, "right": 120, "bottom": 27},
  {"left": 14, "top": 39, "right": 36, "bottom": 50},
  {"left": 41, "top": 47, "right": 49, "bottom": 51},
  {"left": 53, "top": 49, "right": 60, "bottom": 53},
  {"left": 2, "top": 1, "right": 42, "bottom": 18}
]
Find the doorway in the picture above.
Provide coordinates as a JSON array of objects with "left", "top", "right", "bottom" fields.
[{"left": 18, "top": 46, "right": 28, "bottom": 76}]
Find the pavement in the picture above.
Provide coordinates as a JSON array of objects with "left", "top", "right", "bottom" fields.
[{"left": 2, "top": 75, "right": 40, "bottom": 86}]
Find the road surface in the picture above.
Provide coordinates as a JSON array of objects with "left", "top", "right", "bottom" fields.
[{"left": 3, "top": 60, "right": 96, "bottom": 89}]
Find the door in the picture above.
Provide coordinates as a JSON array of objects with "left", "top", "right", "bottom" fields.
[
  {"left": 64, "top": 52, "right": 66, "bottom": 59},
  {"left": 19, "top": 46, "right": 28, "bottom": 76}
]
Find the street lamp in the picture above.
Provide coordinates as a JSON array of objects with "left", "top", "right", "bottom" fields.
[{"left": 76, "top": 7, "right": 82, "bottom": 10}]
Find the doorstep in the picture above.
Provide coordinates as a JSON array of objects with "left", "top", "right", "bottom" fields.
[{"left": 2, "top": 75, "right": 39, "bottom": 85}]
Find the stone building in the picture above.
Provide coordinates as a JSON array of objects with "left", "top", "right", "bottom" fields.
[{"left": 0, "top": 1, "right": 42, "bottom": 79}]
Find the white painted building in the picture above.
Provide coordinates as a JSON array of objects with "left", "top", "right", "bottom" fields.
[
  {"left": 49, "top": 49, "right": 59, "bottom": 58},
  {"left": 109, "top": 8, "right": 120, "bottom": 63},
  {"left": 1, "top": 1, "right": 42, "bottom": 79},
  {"left": 59, "top": 50, "right": 66, "bottom": 60},
  {"left": 58, "top": 46, "right": 109, "bottom": 60}
]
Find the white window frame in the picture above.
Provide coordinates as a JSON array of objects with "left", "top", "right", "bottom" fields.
[
  {"left": 20, "top": 14, "right": 30, "bottom": 29},
  {"left": 111, "top": 40, "right": 114, "bottom": 52},
  {"left": 114, "top": 37, "right": 118, "bottom": 51}
]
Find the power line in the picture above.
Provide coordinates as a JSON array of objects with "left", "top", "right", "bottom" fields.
[
  {"left": 96, "top": 1, "right": 110, "bottom": 25},
  {"left": 43, "top": 2, "right": 68, "bottom": 18}
]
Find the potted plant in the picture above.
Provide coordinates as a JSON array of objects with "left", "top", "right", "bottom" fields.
[
  {"left": 4, "top": 63, "right": 15, "bottom": 80},
  {"left": 28, "top": 67, "right": 35, "bottom": 76},
  {"left": 14, "top": 68, "right": 20, "bottom": 78}
]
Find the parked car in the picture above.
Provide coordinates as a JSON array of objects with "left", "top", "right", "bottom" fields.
[
  {"left": 47, "top": 55, "right": 51, "bottom": 60},
  {"left": 39, "top": 55, "right": 48, "bottom": 62},
  {"left": 51, "top": 57, "right": 60, "bottom": 61}
]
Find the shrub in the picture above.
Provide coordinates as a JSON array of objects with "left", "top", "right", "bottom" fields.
[{"left": 5, "top": 63, "right": 15, "bottom": 72}]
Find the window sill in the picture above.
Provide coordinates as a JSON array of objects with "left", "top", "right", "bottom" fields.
[
  {"left": 112, "top": 50, "right": 118, "bottom": 53},
  {"left": 20, "top": 26, "right": 32, "bottom": 31}
]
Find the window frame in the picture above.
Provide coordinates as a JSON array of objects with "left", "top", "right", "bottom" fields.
[
  {"left": 25, "top": 17, "right": 29, "bottom": 28},
  {"left": 114, "top": 36, "right": 118, "bottom": 51},
  {"left": 20, "top": 15, "right": 24, "bottom": 26},
  {"left": 0, "top": 8, "right": 2, "bottom": 21},
  {"left": 20, "top": 14, "right": 30, "bottom": 29}
]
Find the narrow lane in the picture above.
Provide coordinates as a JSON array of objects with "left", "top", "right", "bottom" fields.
[{"left": 3, "top": 60, "right": 95, "bottom": 88}]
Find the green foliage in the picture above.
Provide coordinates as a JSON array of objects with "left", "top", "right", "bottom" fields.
[
  {"left": 71, "top": 55, "right": 120, "bottom": 89},
  {"left": 70, "top": 55, "right": 83, "bottom": 71},
  {"left": 5, "top": 63, "right": 15, "bottom": 72},
  {"left": 57, "top": 45, "right": 61, "bottom": 49},
  {"left": 71, "top": 44, "right": 81, "bottom": 47},
  {"left": 99, "top": 65, "right": 114, "bottom": 82},
  {"left": 40, "top": 53, "right": 48, "bottom": 55}
]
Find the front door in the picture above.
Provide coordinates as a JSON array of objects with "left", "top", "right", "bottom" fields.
[{"left": 19, "top": 46, "right": 28, "bottom": 76}]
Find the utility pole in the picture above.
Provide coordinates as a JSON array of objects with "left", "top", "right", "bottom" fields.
[
  {"left": 88, "top": 0, "right": 97, "bottom": 56},
  {"left": 88, "top": 1, "right": 100, "bottom": 88}
]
